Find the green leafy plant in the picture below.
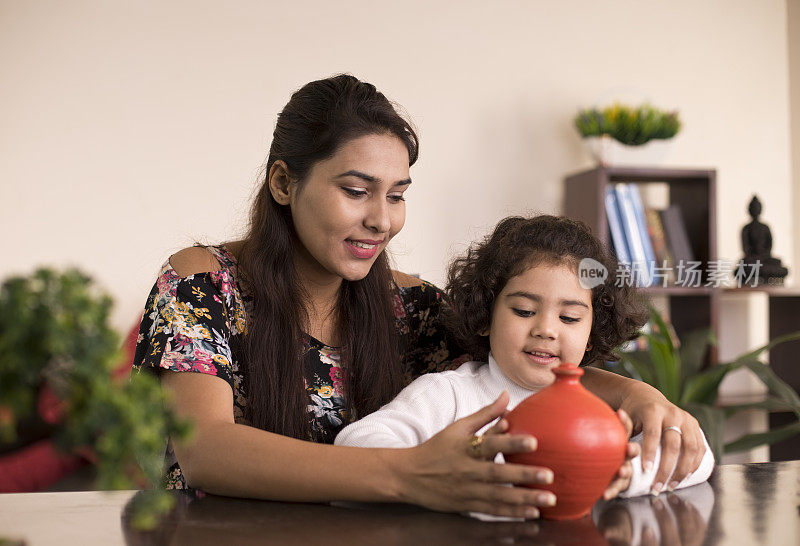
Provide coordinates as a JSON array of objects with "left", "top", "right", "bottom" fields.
[
  {"left": 599, "top": 306, "right": 800, "bottom": 460},
  {"left": 0, "top": 268, "right": 191, "bottom": 529},
  {"left": 574, "top": 103, "right": 681, "bottom": 146}
]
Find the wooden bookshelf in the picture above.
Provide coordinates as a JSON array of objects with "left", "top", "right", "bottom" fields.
[
  {"left": 563, "top": 166, "right": 800, "bottom": 461},
  {"left": 563, "top": 166, "right": 718, "bottom": 356}
]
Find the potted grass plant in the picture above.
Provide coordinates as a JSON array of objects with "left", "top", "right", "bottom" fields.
[
  {"left": 0, "top": 268, "right": 191, "bottom": 529},
  {"left": 598, "top": 306, "right": 800, "bottom": 460},
  {"left": 574, "top": 103, "right": 681, "bottom": 166}
]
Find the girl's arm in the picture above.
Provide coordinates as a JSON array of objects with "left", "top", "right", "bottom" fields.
[
  {"left": 162, "top": 371, "right": 553, "bottom": 518},
  {"left": 334, "top": 374, "right": 457, "bottom": 449},
  {"left": 581, "top": 367, "right": 709, "bottom": 494}
]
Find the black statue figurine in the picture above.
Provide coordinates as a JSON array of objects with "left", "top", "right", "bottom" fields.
[{"left": 737, "top": 195, "right": 788, "bottom": 285}]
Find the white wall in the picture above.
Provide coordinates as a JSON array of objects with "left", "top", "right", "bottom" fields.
[{"left": 1, "top": 0, "right": 793, "bottom": 335}]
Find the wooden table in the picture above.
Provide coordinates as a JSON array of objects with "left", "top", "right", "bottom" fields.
[{"left": 1, "top": 461, "right": 798, "bottom": 545}]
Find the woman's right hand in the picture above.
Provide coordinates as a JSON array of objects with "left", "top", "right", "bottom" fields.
[{"left": 392, "top": 391, "right": 555, "bottom": 519}]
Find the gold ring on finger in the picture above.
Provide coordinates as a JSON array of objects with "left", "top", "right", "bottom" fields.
[{"left": 469, "top": 434, "right": 484, "bottom": 458}]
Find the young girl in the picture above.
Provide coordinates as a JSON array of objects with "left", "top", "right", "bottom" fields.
[{"left": 335, "top": 215, "right": 714, "bottom": 503}]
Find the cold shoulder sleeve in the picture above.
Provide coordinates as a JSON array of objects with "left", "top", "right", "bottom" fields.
[{"left": 132, "top": 262, "right": 245, "bottom": 391}]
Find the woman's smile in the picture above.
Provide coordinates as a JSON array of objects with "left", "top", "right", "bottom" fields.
[{"left": 344, "top": 238, "right": 384, "bottom": 259}]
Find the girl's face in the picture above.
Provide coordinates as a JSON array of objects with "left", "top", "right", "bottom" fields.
[
  {"left": 489, "top": 262, "right": 593, "bottom": 390},
  {"left": 287, "top": 133, "right": 411, "bottom": 284}
]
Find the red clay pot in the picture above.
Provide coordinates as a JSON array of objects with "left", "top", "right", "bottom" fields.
[{"left": 504, "top": 362, "right": 627, "bottom": 520}]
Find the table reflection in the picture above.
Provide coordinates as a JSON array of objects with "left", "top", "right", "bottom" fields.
[
  {"left": 593, "top": 483, "right": 714, "bottom": 546},
  {"left": 121, "top": 482, "right": 714, "bottom": 546},
  {"left": 122, "top": 492, "right": 545, "bottom": 545}
]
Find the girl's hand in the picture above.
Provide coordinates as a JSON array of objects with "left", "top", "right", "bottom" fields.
[
  {"left": 620, "top": 384, "right": 706, "bottom": 493},
  {"left": 603, "top": 409, "right": 640, "bottom": 499},
  {"left": 395, "top": 391, "right": 555, "bottom": 519}
]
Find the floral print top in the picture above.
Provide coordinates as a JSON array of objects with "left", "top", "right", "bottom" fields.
[{"left": 132, "top": 245, "right": 468, "bottom": 489}]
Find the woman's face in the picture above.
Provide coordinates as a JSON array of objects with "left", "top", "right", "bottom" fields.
[{"left": 287, "top": 133, "right": 411, "bottom": 284}]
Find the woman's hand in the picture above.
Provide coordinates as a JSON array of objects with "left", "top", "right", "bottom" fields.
[
  {"left": 393, "top": 391, "right": 555, "bottom": 519},
  {"left": 620, "top": 383, "right": 706, "bottom": 493},
  {"left": 603, "top": 409, "right": 640, "bottom": 500}
]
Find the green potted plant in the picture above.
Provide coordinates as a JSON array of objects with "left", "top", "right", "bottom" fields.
[
  {"left": 574, "top": 103, "right": 681, "bottom": 166},
  {"left": 0, "top": 268, "right": 191, "bottom": 529},
  {"left": 598, "top": 306, "right": 800, "bottom": 460}
]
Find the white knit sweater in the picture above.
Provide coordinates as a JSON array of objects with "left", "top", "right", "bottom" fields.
[{"left": 335, "top": 355, "right": 714, "bottom": 498}]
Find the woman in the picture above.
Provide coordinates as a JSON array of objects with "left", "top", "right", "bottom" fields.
[{"left": 134, "top": 74, "right": 706, "bottom": 518}]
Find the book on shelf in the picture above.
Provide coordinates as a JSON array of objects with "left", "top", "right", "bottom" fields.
[
  {"left": 659, "top": 204, "right": 695, "bottom": 270},
  {"left": 604, "top": 185, "right": 696, "bottom": 288},
  {"left": 613, "top": 183, "right": 652, "bottom": 286},
  {"left": 604, "top": 186, "right": 631, "bottom": 265},
  {"left": 627, "top": 184, "right": 657, "bottom": 282},
  {"left": 645, "top": 208, "right": 677, "bottom": 285}
]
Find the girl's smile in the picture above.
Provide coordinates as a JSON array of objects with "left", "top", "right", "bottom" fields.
[{"left": 523, "top": 349, "right": 558, "bottom": 366}]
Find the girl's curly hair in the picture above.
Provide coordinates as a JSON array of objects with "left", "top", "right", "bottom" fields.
[{"left": 445, "top": 215, "right": 648, "bottom": 365}]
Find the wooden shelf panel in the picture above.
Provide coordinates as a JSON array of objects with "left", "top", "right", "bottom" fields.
[
  {"left": 641, "top": 286, "right": 715, "bottom": 296},
  {"left": 565, "top": 165, "right": 716, "bottom": 182},
  {"left": 724, "top": 286, "right": 800, "bottom": 297},
  {"left": 639, "top": 286, "right": 800, "bottom": 296}
]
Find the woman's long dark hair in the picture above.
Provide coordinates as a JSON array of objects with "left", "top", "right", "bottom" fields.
[{"left": 238, "top": 75, "right": 419, "bottom": 439}]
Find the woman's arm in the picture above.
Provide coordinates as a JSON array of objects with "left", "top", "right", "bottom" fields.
[
  {"left": 162, "top": 371, "right": 394, "bottom": 501},
  {"left": 162, "top": 371, "right": 553, "bottom": 518},
  {"left": 581, "top": 367, "right": 708, "bottom": 494}
]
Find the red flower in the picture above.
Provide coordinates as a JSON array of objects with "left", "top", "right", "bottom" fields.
[{"left": 392, "top": 294, "right": 407, "bottom": 319}]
